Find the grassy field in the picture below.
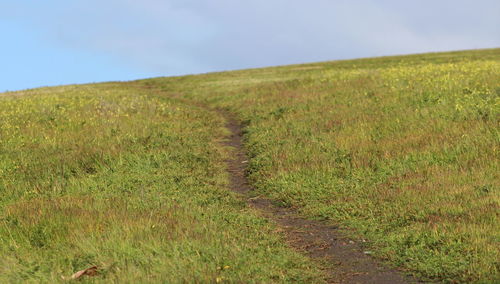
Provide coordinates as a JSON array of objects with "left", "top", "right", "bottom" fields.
[
  {"left": 139, "top": 49, "right": 499, "bottom": 282},
  {"left": 1, "top": 48, "right": 499, "bottom": 282},
  {"left": 0, "top": 84, "right": 323, "bottom": 282}
]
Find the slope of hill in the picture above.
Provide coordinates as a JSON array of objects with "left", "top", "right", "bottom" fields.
[
  {"left": 0, "top": 85, "right": 322, "bottom": 282},
  {"left": 1, "top": 48, "right": 499, "bottom": 282}
]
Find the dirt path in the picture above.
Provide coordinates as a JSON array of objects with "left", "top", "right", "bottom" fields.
[
  {"left": 219, "top": 109, "right": 419, "bottom": 284},
  {"left": 134, "top": 83, "right": 420, "bottom": 283}
]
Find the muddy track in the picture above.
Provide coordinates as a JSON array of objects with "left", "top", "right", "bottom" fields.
[{"left": 218, "top": 109, "right": 420, "bottom": 284}]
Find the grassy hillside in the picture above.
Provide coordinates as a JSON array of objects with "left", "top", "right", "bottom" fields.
[
  {"left": 1, "top": 48, "right": 498, "bottom": 282},
  {"left": 139, "top": 49, "right": 499, "bottom": 282},
  {"left": 0, "top": 85, "right": 322, "bottom": 282}
]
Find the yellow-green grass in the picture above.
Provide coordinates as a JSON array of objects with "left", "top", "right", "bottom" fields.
[
  {"left": 139, "top": 48, "right": 500, "bottom": 282},
  {"left": 0, "top": 84, "right": 323, "bottom": 282},
  {"left": 1, "top": 48, "right": 498, "bottom": 283}
]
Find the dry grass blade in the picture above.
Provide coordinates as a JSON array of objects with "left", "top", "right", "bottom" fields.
[{"left": 69, "top": 266, "right": 98, "bottom": 280}]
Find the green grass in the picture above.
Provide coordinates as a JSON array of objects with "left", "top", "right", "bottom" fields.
[
  {"left": 1, "top": 48, "right": 499, "bottom": 283},
  {"left": 138, "top": 48, "right": 500, "bottom": 282},
  {"left": 0, "top": 84, "right": 323, "bottom": 282}
]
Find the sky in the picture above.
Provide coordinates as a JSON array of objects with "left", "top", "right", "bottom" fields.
[{"left": 1, "top": 0, "right": 499, "bottom": 92}]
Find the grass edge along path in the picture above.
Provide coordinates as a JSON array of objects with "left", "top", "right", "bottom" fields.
[
  {"left": 216, "top": 107, "right": 419, "bottom": 284},
  {"left": 137, "top": 83, "right": 422, "bottom": 283}
]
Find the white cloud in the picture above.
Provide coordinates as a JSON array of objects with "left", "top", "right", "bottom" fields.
[{"left": 3, "top": 0, "right": 499, "bottom": 75}]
